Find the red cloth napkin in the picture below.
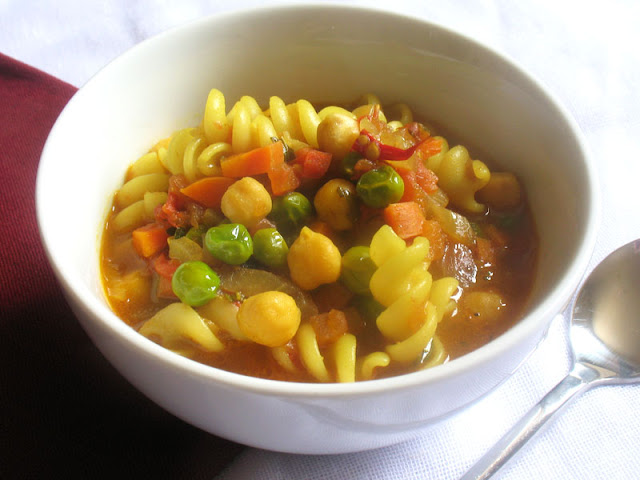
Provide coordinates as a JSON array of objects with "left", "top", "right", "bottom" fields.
[{"left": 0, "top": 53, "right": 242, "bottom": 479}]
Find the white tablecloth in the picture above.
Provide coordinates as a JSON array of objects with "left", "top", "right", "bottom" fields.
[{"left": 3, "top": 1, "right": 638, "bottom": 478}]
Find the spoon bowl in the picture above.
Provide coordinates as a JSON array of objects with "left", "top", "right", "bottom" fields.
[
  {"left": 463, "top": 239, "right": 640, "bottom": 479},
  {"left": 572, "top": 239, "right": 640, "bottom": 378}
]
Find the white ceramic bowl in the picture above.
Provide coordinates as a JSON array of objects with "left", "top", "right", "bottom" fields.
[{"left": 36, "top": 4, "right": 599, "bottom": 454}]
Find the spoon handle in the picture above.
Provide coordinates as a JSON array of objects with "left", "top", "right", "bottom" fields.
[{"left": 460, "top": 362, "right": 600, "bottom": 480}]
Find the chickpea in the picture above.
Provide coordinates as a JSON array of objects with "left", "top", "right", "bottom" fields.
[
  {"left": 313, "top": 178, "right": 358, "bottom": 231},
  {"left": 237, "top": 291, "right": 301, "bottom": 347},
  {"left": 221, "top": 177, "right": 272, "bottom": 228},
  {"left": 288, "top": 226, "right": 341, "bottom": 290},
  {"left": 316, "top": 113, "right": 360, "bottom": 160}
]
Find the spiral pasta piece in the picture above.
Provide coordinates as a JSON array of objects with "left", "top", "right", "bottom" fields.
[
  {"left": 139, "top": 302, "right": 224, "bottom": 357},
  {"left": 163, "top": 128, "right": 197, "bottom": 175},
  {"left": 331, "top": 333, "right": 357, "bottom": 383},
  {"left": 229, "top": 102, "right": 253, "bottom": 153},
  {"left": 197, "top": 141, "right": 233, "bottom": 177},
  {"left": 366, "top": 224, "right": 458, "bottom": 367},
  {"left": 420, "top": 336, "right": 447, "bottom": 369},
  {"left": 203, "top": 88, "right": 230, "bottom": 144},
  {"left": 111, "top": 150, "right": 171, "bottom": 232},
  {"left": 385, "top": 301, "right": 438, "bottom": 364},
  {"left": 376, "top": 277, "right": 432, "bottom": 341},
  {"left": 429, "top": 145, "right": 491, "bottom": 213},
  {"left": 357, "top": 352, "right": 391, "bottom": 381},
  {"left": 295, "top": 99, "right": 321, "bottom": 148},
  {"left": 296, "top": 323, "right": 331, "bottom": 382},
  {"left": 271, "top": 345, "right": 298, "bottom": 373},
  {"left": 128, "top": 151, "right": 166, "bottom": 178},
  {"left": 369, "top": 235, "right": 431, "bottom": 307}
]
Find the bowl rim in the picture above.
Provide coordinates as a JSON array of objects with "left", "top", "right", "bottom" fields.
[{"left": 37, "top": 2, "right": 601, "bottom": 399}]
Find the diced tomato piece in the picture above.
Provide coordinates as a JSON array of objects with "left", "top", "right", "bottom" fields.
[
  {"left": 295, "top": 148, "right": 332, "bottom": 179},
  {"left": 268, "top": 161, "right": 301, "bottom": 196},
  {"left": 414, "top": 160, "right": 439, "bottom": 194},
  {"left": 152, "top": 253, "right": 180, "bottom": 279}
]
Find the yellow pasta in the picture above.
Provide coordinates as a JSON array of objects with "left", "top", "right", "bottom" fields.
[
  {"left": 139, "top": 302, "right": 224, "bottom": 357},
  {"left": 429, "top": 145, "right": 491, "bottom": 213},
  {"left": 420, "top": 336, "right": 447, "bottom": 369},
  {"left": 369, "top": 236, "right": 431, "bottom": 307},
  {"left": 376, "top": 278, "right": 432, "bottom": 341},
  {"left": 385, "top": 302, "right": 439, "bottom": 364},
  {"left": 331, "top": 333, "right": 357, "bottom": 383},
  {"left": 358, "top": 352, "right": 391, "bottom": 381},
  {"left": 196, "top": 295, "right": 247, "bottom": 341},
  {"left": 203, "top": 87, "right": 230, "bottom": 144},
  {"left": 162, "top": 128, "right": 198, "bottom": 175},
  {"left": 296, "top": 323, "right": 331, "bottom": 382},
  {"left": 197, "top": 141, "right": 232, "bottom": 176},
  {"left": 271, "top": 345, "right": 297, "bottom": 373},
  {"left": 115, "top": 173, "right": 170, "bottom": 209},
  {"left": 128, "top": 151, "right": 166, "bottom": 178}
]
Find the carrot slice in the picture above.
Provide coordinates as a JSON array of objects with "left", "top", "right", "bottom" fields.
[
  {"left": 132, "top": 223, "right": 169, "bottom": 258},
  {"left": 383, "top": 201, "right": 426, "bottom": 240},
  {"left": 268, "top": 161, "right": 300, "bottom": 196},
  {"left": 180, "top": 176, "right": 235, "bottom": 208},
  {"left": 220, "top": 142, "right": 284, "bottom": 178}
]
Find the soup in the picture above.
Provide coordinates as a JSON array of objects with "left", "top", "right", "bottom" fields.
[{"left": 101, "top": 90, "right": 538, "bottom": 383}]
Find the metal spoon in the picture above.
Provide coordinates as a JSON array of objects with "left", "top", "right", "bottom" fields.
[{"left": 462, "top": 239, "right": 640, "bottom": 480}]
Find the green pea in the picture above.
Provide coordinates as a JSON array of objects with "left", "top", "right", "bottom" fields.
[
  {"left": 352, "top": 295, "right": 385, "bottom": 321},
  {"left": 171, "top": 261, "right": 220, "bottom": 307},
  {"left": 204, "top": 223, "right": 253, "bottom": 265},
  {"left": 340, "top": 151, "right": 363, "bottom": 179},
  {"left": 340, "top": 246, "right": 377, "bottom": 295},
  {"left": 356, "top": 165, "right": 404, "bottom": 208},
  {"left": 253, "top": 228, "right": 289, "bottom": 268},
  {"left": 269, "top": 192, "right": 313, "bottom": 230}
]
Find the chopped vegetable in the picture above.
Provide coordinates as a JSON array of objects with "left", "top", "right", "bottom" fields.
[
  {"left": 132, "top": 223, "right": 169, "bottom": 258},
  {"left": 267, "top": 161, "right": 300, "bottom": 196},
  {"left": 220, "top": 142, "right": 284, "bottom": 177},
  {"left": 204, "top": 223, "right": 253, "bottom": 265},
  {"left": 253, "top": 228, "right": 289, "bottom": 268},
  {"left": 171, "top": 261, "right": 220, "bottom": 306},
  {"left": 340, "top": 151, "right": 364, "bottom": 178},
  {"left": 294, "top": 147, "right": 332, "bottom": 179},
  {"left": 340, "top": 246, "right": 377, "bottom": 295},
  {"left": 383, "top": 201, "right": 426, "bottom": 240},
  {"left": 356, "top": 165, "right": 404, "bottom": 208},
  {"left": 269, "top": 191, "right": 313, "bottom": 231},
  {"left": 179, "top": 176, "right": 235, "bottom": 208}
]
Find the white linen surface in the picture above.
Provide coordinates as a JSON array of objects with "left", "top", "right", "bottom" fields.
[{"left": 3, "top": 0, "right": 639, "bottom": 478}]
